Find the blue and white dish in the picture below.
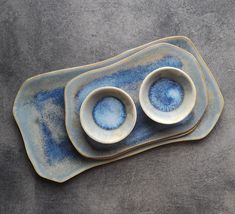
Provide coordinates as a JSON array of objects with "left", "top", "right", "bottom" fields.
[
  {"left": 80, "top": 87, "right": 137, "bottom": 145},
  {"left": 13, "top": 36, "right": 224, "bottom": 182},
  {"left": 65, "top": 42, "right": 207, "bottom": 160},
  {"left": 139, "top": 67, "right": 196, "bottom": 124}
]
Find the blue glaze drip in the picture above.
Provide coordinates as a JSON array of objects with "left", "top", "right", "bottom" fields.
[
  {"left": 149, "top": 78, "right": 184, "bottom": 112},
  {"left": 92, "top": 96, "right": 126, "bottom": 130},
  {"left": 35, "top": 88, "right": 65, "bottom": 109},
  {"left": 34, "top": 88, "right": 77, "bottom": 165},
  {"left": 40, "top": 123, "right": 75, "bottom": 164}
]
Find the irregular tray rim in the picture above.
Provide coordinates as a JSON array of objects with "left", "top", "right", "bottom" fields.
[
  {"left": 13, "top": 36, "right": 224, "bottom": 183},
  {"left": 64, "top": 42, "right": 208, "bottom": 160}
]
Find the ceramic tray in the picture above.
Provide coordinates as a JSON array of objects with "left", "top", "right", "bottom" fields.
[
  {"left": 13, "top": 36, "right": 223, "bottom": 182},
  {"left": 65, "top": 43, "right": 207, "bottom": 160}
]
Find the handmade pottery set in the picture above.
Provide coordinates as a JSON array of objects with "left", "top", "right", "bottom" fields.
[{"left": 13, "top": 36, "right": 224, "bottom": 183}]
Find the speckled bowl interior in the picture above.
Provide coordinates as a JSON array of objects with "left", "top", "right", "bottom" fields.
[
  {"left": 139, "top": 67, "right": 196, "bottom": 124},
  {"left": 80, "top": 87, "right": 137, "bottom": 145}
]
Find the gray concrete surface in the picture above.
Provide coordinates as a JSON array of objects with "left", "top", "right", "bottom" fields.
[{"left": 0, "top": 0, "right": 234, "bottom": 213}]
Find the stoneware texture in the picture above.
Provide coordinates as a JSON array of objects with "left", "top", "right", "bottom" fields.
[
  {"left": 65, "top": 43, "right": 207, "bottom": 160},
  {"left": 14, "top": 36, "right": 220, "bottom": 182},
  {"left": 139, "top": 67, "right": 197, "bottom": 124},
  {"left": 80, "top": 86, "right": 137, "bottom": 145},
  {"left": 1, "top": 1, "right": 233, "bottom": 213}
]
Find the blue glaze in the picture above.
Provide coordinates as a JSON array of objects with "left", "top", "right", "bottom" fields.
[
  {"left": 149, "top": 78, "right": 184, "bottom": 112},
  {"left": 93, "top": 96, "right": 126, "bottom": 130},
  {"left": 34, "top": 88, "right": 76, "bottom": 165},
  {"left": 76, "top": 56, "right": 185, "bottom": 146},
  {"left": 32, "top": 56, "right": 185, "bottom": 160},
  {"left": 76, "top": 56, "right": 183, "bottom": 108}
]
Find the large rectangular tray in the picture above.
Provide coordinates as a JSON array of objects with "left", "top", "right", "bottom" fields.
[{"left": 13, "top": 36, "right": 223, "bottom": 182}]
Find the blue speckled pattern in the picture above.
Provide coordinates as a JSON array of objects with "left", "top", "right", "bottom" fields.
[
  {"left": 76, "top": 56, "right": 184, "bottom": 146},
  {"left": 65, "top": 42, "right": 208, "bottom": 161},
  {"left": 149, "top": 78, "right": 184, "bottom": 112},
  {"left": 93, "top": 96, "right": 127, "bottom": 130},
  {"left": 76, "top": 56, "right": 183, "bottom": 108},
  {"left": 13, "top": 37, "right": 216, "bottom": 182},
  {"left": 34, "top": 88, "right": 77, "bottom": 165}
]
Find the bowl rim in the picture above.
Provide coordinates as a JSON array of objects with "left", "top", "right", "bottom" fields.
[
  {"left": 80, "top": 86, "right": 137, "bottom": 144},
  {"left": 139, "top": 66, "right": 197, "bottom": 124}
]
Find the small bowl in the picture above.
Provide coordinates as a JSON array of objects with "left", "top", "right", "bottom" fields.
[
  {"left": 80, "top": 87, "right": 137, "bottom": 145},
  {"left": 139, "top": 67, "right": 196, "bottom": 124}
]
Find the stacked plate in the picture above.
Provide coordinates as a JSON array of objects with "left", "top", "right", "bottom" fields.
[{"left": 13, "top": 36, "right": 224, "bottom": 183}]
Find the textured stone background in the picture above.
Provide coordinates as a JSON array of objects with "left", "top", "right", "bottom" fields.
[{"left": 0, "top": 0, "right": 234, "bottom": 213}]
